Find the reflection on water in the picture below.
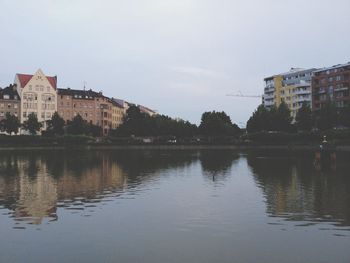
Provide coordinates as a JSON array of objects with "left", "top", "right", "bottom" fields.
[
  {"left": 0, "top": 150, "right": 349, "bottom": 228},
  {"left": 0, "top": 149, "right": 350, "bottom": 262},
  {"left": 247, "top": 151, "right": 350, "bottom": 227}
]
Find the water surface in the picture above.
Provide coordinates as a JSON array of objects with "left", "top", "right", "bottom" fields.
[{"left": 0, "top": 149, "right": 349, "bottom": 263}]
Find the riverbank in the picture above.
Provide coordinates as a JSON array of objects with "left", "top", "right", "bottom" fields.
[{"left": 1, "top": 144, "right": 350, "bottom": 152}]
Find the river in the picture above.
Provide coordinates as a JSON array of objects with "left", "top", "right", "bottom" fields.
[{"left": 0, "top": 149, "right": 349, "bottom": 262}]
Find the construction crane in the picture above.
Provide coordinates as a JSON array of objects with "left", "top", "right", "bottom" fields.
[{"left": 226, "top": 90, "right": 262, "bottom": 98}]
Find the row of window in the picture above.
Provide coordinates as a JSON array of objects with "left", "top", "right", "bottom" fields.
[
  {"left": 0, "top": 112, "right": 18, "bottom": 117},
  {"left": 23, "top": 93, "right": 56, "bottom": 101},
  {"left": 28, "top": 85, "right": 52, "bottom": 92},
  {"left": 0, "top": 103, "right": 18, "bottom": 109},
  {"left": 1, "top": 95, "right": 18, "bottom": 100}
]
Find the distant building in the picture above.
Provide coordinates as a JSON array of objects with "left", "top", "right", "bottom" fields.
[
  {"left": 57, "top": 88, "right": 114, "bottom": 136},
  {"left": 263, "top": 68, "right": 316, "bottom": 120},
  {"left": 138, "top": 104, "right": 157, "bottom": 116},
  {"left": 0, "top": 84, "right": 20, "bottom": 121},
  {"left": 111, "top": 99, "right": 125, "bottom": 129},
  {"left": 312, "top": 62, "right": 350, "bottom": 111},
  {"left": 14, "top": 69, "right": 57, "bottom": 130}
]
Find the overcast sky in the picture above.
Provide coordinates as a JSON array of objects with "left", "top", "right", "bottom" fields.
[{"left": 1, "top": 0, "right": 350, "bottom": 126}]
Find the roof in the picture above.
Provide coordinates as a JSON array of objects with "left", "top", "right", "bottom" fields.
[
  {"left": 16, "top": 73, "right": 57, "bottom": 89},
  {"left": 0, "top": 85, "right": 20, "bottom": 100},
  {"left": 138, "top": 105, "right": 157, "bottom": 114},
  {"left": 58, "top": 88, "right": 103, "bottom": 99},
  {"left": 313, "top": 62, "right": 350, "bottom": 73},
  {"left": 264, "top": 68, "right": 317, "bottom": 81},
  {"left": 112, "top": 98, "right": 126, "bottom": 108}
]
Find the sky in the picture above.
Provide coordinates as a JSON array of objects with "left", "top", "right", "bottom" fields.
[{"left": 1, "top": 0, "right": 350, "bottom": 126}]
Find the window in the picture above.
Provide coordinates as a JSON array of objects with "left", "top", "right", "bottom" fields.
[
  {"left": 7, "top": 104, "right": 11, "bottom": 108},
  {"left": 3, "top": 95, "right": 9, "bottom": 99}
]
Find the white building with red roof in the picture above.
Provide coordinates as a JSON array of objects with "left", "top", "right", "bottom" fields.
[{"left": 14, "top": 69, "right": 57, "bottom": 131}]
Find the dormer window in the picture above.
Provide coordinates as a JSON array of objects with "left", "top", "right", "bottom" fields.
[{"left": 3, "top": 95, "right": 9, "bottom": 100}]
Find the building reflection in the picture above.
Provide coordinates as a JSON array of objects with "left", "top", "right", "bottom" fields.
[
  {"left": 247, "top": 152, "right": 350, "bottom": 226},
  {"left": 0, "top": 152, "right": 128, "bottom": 224},
  {"left": 0, "top": 150, "right": 199, "bottom": 225}
]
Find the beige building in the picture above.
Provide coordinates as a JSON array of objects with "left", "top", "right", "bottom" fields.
[
  {"left": 111, "top": 99, "right": 125, "bottom": 129},
  {"left": 14, "top": 69, "right": 57, "bottom": 131}
]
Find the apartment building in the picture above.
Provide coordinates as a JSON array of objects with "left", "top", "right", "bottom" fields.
[
  {"left": 0, "top": 85, "right": 20, "bottom": 121},
  {"left": 57, "top": 88, "right": 115, "bottom": 136},
  {"left": 111, "top": 99, "right": 125, "bottom": 129},
  {"left": 14, "top": 69, "right": 57, "bottom": 130},
  {"left": 312, "top": 62, "right": 350, "bottom": 111},
  {"left": 263, "top": 68, "right": 316, "bottom": 120},
  {"left": 57, "top": 88, "right": 102, "bottom": 125}
]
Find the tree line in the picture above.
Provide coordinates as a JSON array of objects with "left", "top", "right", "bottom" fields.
[
  {"left": 111, "top": 105, "right": 241, "bottom": 137},
  {"left": 246, "top": 101, "right": 350, "bottom": 133},
  {"left": 0, "top": 105, "right": 242, "bottom": 137}
]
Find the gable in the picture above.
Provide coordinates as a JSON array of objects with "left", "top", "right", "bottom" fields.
[{"left": 16, "top": 69, "right": 57, "bottom": 90}]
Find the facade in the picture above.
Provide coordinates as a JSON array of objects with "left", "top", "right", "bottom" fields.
[
  {"left": 57, "top": 88, "right": 102, "bottom": 125},
  {"left": 312, "top": 62, "right": 350, "bottom": 111},
  {"left": 57, "top": 88, "right": 115, "bottom": 136},
  {"left": 111, "top": 100, "right": 125, "bottom": 129},
  {"left": 14, "top": 69, "right": 57, "bottom": 130},
  {"left": 99, "top": 97, "right": 113, "bottom": 136},
  {"left": 263, "top": 68, "right": 316, "bottom": 120},
  {"left": 0, "top": 85, "right": 20, "bottom": 121}
]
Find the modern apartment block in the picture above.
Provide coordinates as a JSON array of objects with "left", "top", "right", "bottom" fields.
[
  {"left": 263, "top": 68, "right": 316, "bottom": 120},
  {"left": 312, "top": 62, "right": 350, "bottom": 111},
  {"left": 0, "top": 85, "right": 20, "bottom": 121},
  {"left": 14, "top": 69, "right": 57, "bottom": 130}
]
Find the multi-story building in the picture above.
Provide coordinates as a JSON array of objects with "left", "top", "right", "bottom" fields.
[
  {"left": 138, "top": 104, "right": 157, "bottom": 116},
  {"left": 57, "top": 88, "right": 102, "bottom": 125},
  {"left": 111, "top": 99, "right": 125, "bottom": 129},
  {"left": 57, "top": 88, "right": 115, "bottom": 136},
  {"left": 14, "top": 69, "right": 57, "bottom": 130},
  {"left": 312, "top": 62, "right": 350, "bottom": 111},
  {"left": 0, "top": 84, "right": 20, "bottom": 121},
  {"left": 263, "top": 68, "right": 316, "bottom": 120}
]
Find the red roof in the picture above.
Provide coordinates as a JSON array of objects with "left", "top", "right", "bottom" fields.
[{"left": 17, "top": 73, "right": 57, "bottom": 89}]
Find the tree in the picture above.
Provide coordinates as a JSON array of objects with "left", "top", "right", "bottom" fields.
[
  {"left": 2, "top": 113, "right": 20, "bottom": 134},
  {"left": 246, "top": 102, "right": 292, "bottom": 133},
  {"left": 246, "top": 104, "right": 270, "bottom": 132},
  {"left": 338, "top": 103, "right": 350, "bottom": 128},
  {"left": 316, "top": 101, "right": 337, "bottom": 131},
  {"left": 87, "top": 122, "right": 102, "bottom": 137},
  {"left": 199, "top": 111, "right": 241, "bottom": 136},
  {"left": 47, "top": 112, "right": 65, "bottom": 135},
  {"left": 295, "top": 103, "right": 313, "bottom": 131},
  {"left": 274, "top": 101, "right": 292, "bottom": 132},
  {"left": 66, "top": 114, "right": 87, "bottom": 135},
  {"left": 22, "top": 113, "right": 42, "bottom": 135}
]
